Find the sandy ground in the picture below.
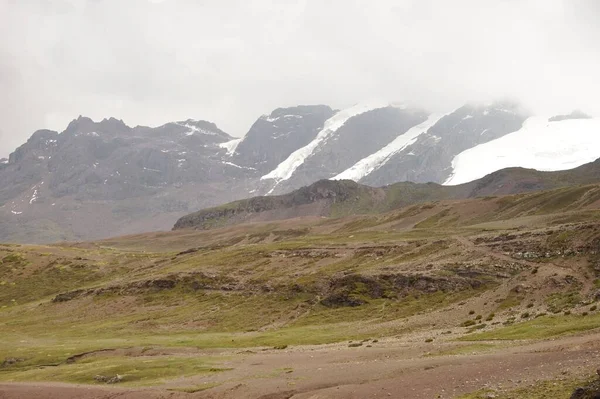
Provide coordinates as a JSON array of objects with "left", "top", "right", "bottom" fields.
[{"left": 1, "top": 331, "right": 599, "bottom": 399}]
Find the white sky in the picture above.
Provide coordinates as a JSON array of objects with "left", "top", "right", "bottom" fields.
[{"left": 1, "top": 0, "right": 599, "bottom": 157}]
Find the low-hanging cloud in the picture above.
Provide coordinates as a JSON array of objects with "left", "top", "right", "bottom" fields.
[{"left": 1, "top": 0, "right": 599, "bottom": 157}]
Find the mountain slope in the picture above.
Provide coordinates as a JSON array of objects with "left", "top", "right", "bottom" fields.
[
  {"left": 0, "top": 116, "right": 255, "bottom": 243},
  {"left": 174, "top": 158, "right": 600, "bottom": 231},
  {"left": 259, "top": 102, "right": 428, "bottom": 194},
  {"left": 332, "top": 113, "right": 445, "bottom": 181},
  {"left": 445, "top": 115, "right": 600, "bottom": 185},
  {"left": 231, "top": 105, "right": 336, "bottom": 174},
  {"left": 355, "top": 102, "right": 528, "bottom": 186},
  {"left": 2, "top": 170, "right": 600, "bottom": 398},
  {"left": 2, "top": 101, "right": 599, "bottom": 244}
]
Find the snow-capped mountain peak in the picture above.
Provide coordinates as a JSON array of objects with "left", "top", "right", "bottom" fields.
[
  {"left": 261, "top": 101, "right": 389, "bottom": 183},
  {"left": 444, "top": 115, "right": 600, "bottom": 185}
]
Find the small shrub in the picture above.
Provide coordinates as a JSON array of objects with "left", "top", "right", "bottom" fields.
[
  {"left": 582, "top": 312, "right": 589, "bottom": 316},
  {"left": 564, "top": 310, "right": 571, "bottom": 315},
  {"left": 425, "top": 338, "right": 434, "bottom": 343},
  {"left": 467, "top": 324, "right": 487, "bottom": 333},
  {"left": 527, "top": 303, "right": 534, "bottom": 308},
  {"left": 590, "top": 305, "right": 597, "bottom": 311},
  {"left": 348, "top": 343, "right": 363, "bottom": 348},
  {"left": 462, "top": 320, "right": 476, "bottom": 327},
  {"left": 475, "top": 315, "right": 482, "bottom": 320},
  {"left": 468, "top": 310, "right": 475, "bottom": 315},
  {"left": 485, "top": 313, "right": 495, "bottom": 321},
  {"left": 521, "top": 312, "right": 530, "bottom": 319},
  {"left": 273, "top": 345, "right": 288, "bottom": 350}
]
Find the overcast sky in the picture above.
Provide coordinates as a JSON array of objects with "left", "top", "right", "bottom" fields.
[{"left": 1, "top": 0, "right": 599, "bottom": 157}]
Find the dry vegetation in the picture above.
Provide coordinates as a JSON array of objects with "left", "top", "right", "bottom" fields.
[{"left": 2, "top": 183, "right": 600, "bottom": 397}]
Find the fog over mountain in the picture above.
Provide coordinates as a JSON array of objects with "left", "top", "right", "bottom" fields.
[{"left": 1, "top": 0, "right": 599, "bottom": 157}]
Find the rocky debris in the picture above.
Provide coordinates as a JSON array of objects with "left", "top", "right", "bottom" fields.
[
  {"left": 320, "top": 273, "right": 485, "bottom": 308},
  {"left": 571, "top": 379, "right": 600, "bottom": 399},
  {"left": 177, "top": 247, "right": 200, "bottom": 256},
  {"left": 94, "top": 374, "right": 123, "bottom": 384},
  {"left": 549, "top": 110, "right": 592, "bottom": 122},
  {"left": 473, "top": 224, "right": 600, "bottom": 260},
  {"left": 52, "top": 272, "right": 239, "bottom": 303},
  {"left": 1, "top": 357, "right": 24, "bottom": 368},
  {"left": 66, "top": 349, "right": 116, "bottom": 364},
  {"left": 269, "top": 249, "right": 334, "bottom": 259},
  {"left": 53, "top": 289, "right": 86, "bottom": 303}
]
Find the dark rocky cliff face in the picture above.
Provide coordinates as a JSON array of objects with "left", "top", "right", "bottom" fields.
[
  {"left": 232, "top": 105, "right": 336, "bottom": 174},
  {"left": 0, "top": 116, "right": 254, "bottom": 243}
]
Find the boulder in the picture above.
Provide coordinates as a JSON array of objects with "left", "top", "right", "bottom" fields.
[{"left": 571, "top": 380, "right": 600, "bottom": 399}]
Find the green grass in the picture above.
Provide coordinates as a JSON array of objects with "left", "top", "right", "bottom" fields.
[
  {"left": 427, "top": 343, "right": 498, "bottom": 357},
  {"left": 1, "top": 195, "right": 598, "bottom": 389},
  {"left": 0, "top": 355, "right": 226, "bottom": 387},
  {"left": 461, "top": 313, "right": 600, "bottom": 341},
  {"left": 0, "top": 283, "right": 488, "bottom": 377},
  {"left": 495, "top": 290, "right": 524, "bottom": 312},
  {"left": 414, "top": 209, "right": 452, "bottom": 228},
  {"left": 546, "top": 291, "right": 582, "bottom": 313}
]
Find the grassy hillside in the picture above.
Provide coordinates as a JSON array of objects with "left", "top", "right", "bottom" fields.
[
  {"left": 174, "top": 158, "right": 600, "bottom": 231},
  {"left": 1, "top": 183, "right": 600, "bottom": 397}
]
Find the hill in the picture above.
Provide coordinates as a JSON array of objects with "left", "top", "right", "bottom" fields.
[
  {"left": 174, "top": 158, "right": 600, "bottom": 230},
  {"left": 1, "top": 182, "right": 600, "bottom": 397}
]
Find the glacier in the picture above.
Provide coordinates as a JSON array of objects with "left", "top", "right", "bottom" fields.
[
  {"left": 445, "top": 116, "right": 600, "bottom": 185},
  {"left": 261, "top": 101, "right": 389, "bottom": 183},
  {"left": 219, "top": 138, "right": 242, "bottom": 156},
  {"left": 331, "top": 113, "right": 447, "bottom": 182}
]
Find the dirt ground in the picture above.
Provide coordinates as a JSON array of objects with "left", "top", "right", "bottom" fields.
[{"left": 1, "top": 331, "right": 599, "bottom": 399}]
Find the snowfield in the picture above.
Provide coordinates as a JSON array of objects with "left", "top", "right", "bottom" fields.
[
  {"left": 445, "top": 116, "right": 600, "bottom": 185},
  {"left": 219, "top": 138, "right": 242, "bottom": 156},
  {"left": 261, "top": 101, "right": 388, "bottom": 183},
  {"left": 332, "top": 113, "right": 446, "bottom": 182}
]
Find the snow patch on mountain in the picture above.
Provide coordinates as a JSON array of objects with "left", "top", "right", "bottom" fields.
[
  {"left": 261, "top": 114, "right": 304, "bottom": 123},
  {"left": 29, "top": 188, "right": 39, "bottom": 204},
  {"left": 219, "top": 138, "right": 242, "bottom": 156},
  {"left": 175, "top": 122, "right": 217, "bottom": 136},
  {"left": 222, "top": 161, "right": 256, "bottom": 170},
  {"left": 331, "top": 113, "right": 447, "bottom": 182},
  {"left": 261, "top": 101, "right": 388, "bottom": 185},
  {"left": 445, "top": 117, "right": 600, "bottom": 185}
]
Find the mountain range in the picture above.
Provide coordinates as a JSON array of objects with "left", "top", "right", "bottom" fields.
[{"left": 1, "top": 102, "right": 599, "bottom": 243}]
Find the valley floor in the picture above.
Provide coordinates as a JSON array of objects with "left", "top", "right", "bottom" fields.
[
  {"left": 3, "top": 187, "right": 600, "bottom": 398},
  {"left": 0, "top": 331, "right": 599, "bottom": 398}
]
